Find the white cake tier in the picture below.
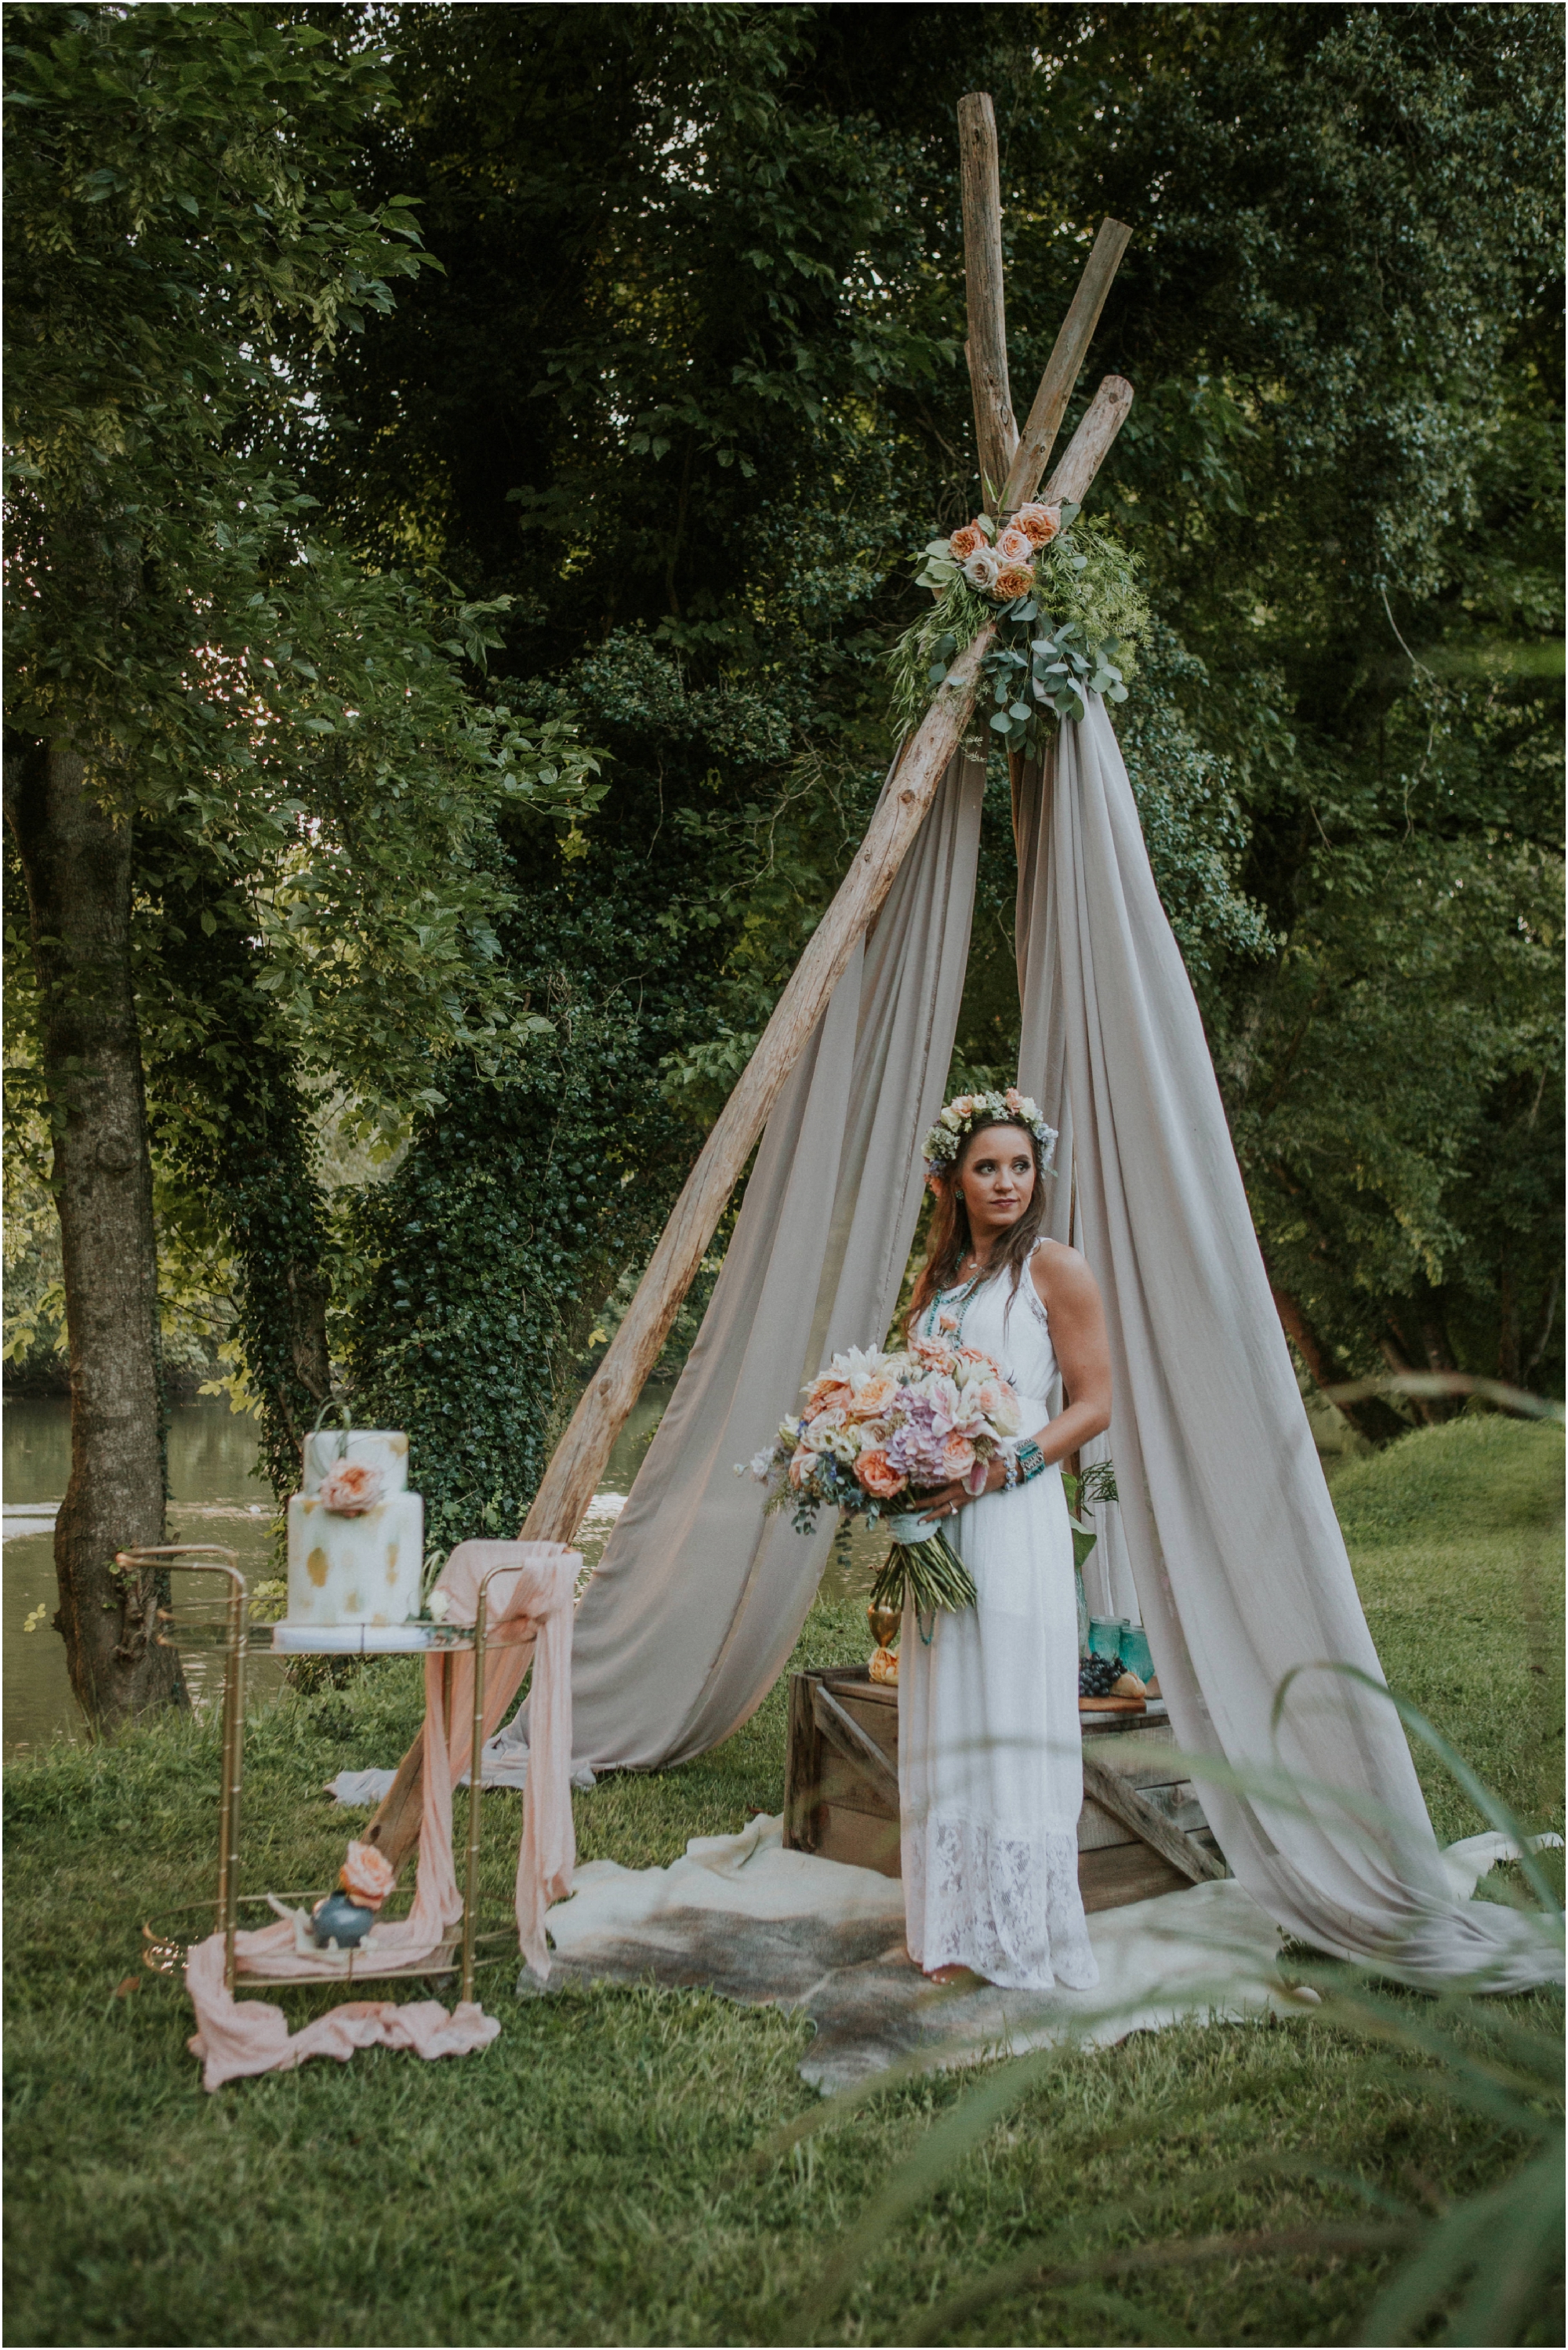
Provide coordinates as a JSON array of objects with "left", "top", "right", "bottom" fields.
[
  {"left": 285, "top": 1490, "right": 424, "bottom": 1628},
  {"left": 300, "top": 1429, "right": 409, "bottom": 1499}
]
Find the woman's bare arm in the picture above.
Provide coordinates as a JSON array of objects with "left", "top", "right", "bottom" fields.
[{"left": 1030, "top": 1240, "right": 1111, "bottom": 1466}]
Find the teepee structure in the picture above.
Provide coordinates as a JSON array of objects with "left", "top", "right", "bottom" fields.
[{"left": 361, "top": 98, "right": 1559, "bottom": 1997}]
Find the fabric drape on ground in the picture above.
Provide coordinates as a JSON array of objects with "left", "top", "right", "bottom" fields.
[
  {"left": 542, "top": 751, "right": 986, "bottom": 1773},
  {"left": 1013, "top": 703, "right": 1559, "bottom": 1990},
  {"left": 185, "top": 1540, "right": 577, "bottom": 2088}
]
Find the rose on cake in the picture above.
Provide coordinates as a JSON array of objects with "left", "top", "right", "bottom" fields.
[{"left": 318, "top": 1458, "right": 385, "bottom": 1516}]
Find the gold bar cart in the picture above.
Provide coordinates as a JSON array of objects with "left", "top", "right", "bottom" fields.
[{"left": 123, "top": 1546, "right": 511, "bottom": 2003}]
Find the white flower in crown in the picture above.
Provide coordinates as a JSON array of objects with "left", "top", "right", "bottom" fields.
[{"left": 921, "top": 1085, "right": 1058, "bottom": 1178}]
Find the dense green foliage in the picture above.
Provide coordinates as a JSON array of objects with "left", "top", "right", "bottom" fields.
[
  {"left": 2, "top": 4, "right": 604, "bottom": 1478},
  {"left": 5, "top": 3, "right": 1561, "bottom": 1520},
  {"left": 289, "top": 0, "right": 1561, "bottom": 1508},
  {"left": 5, "top": 1418, "right": 1561, "bottom": 2344}
]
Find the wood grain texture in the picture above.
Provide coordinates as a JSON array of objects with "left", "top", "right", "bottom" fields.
[
  {"left": 813, "top": 1683, "right": 900, "bottom": 1796},
  {"left": 1081, "top": 1749, "right": 1226, "bottom": 1883},
  {"left": 1038, "top": 373, "right": 1134, "bottom": 508},
  {"left": 1000, "top": 217, "right": 1131, "bottom": 514},
  {"left": 956, "top": 92, "right": 1016, "bottom": 509}
]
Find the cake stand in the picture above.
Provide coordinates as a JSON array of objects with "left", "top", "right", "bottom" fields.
[{"left": 119, "top": 1544, "right": 512, "bottom": 2005}]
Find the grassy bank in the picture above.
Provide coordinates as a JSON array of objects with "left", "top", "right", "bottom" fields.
[{"left": 5, "top": 1416, "right": 1562, "bottom": 2347}]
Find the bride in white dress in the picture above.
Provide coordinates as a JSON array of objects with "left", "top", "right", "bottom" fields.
[{"left": 899, "top": 1092, "right": 1112, "bottom": 1991}]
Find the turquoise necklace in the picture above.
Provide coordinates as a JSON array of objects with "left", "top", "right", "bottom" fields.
[{"left": 920, "top": 1259, "right": 985, "bottom": 1346}]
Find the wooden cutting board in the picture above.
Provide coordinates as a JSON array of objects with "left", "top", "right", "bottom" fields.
[{"left": 1079, "top": 1694, "right": 1147, "bottom": 1716}]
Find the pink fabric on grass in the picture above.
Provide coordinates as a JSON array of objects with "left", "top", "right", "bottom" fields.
[
  {"left": 186, "top": 1935, "right": 500, "bottom": 2089},
  {"left": 185, "top": 1541, "right": 577, "bottom": 2090}
]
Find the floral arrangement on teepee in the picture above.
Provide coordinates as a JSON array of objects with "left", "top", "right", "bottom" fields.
[{"left": 887, "top": 496, "right": 1149, "bottom": 764}]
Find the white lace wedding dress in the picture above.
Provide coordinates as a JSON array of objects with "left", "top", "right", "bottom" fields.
[{"left": 899, "top": 1243, "right": 1098, "bottom": 1990}]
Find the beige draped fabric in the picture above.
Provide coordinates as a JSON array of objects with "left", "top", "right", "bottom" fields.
[
  {"left": 501, "top": 690, "right": 1555, "bottom": 1992},
  {"left": 556, "top": 751, "right": 986, "bottom": 1771},
  {"left": 1014, "top": 704, "right": 1558, "bottom": 1988}
]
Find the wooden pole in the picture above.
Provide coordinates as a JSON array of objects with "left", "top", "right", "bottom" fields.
[
  {"left": 361, "top": 637, "right": 993, "bottom": 1869},
  {"left": 364, "top": 218, "right": 1137, "bottom": 1876},
  {"left": 521, "top": 634, "right": 992, "bottom": 1546},
  {"left": 957, "top": 92, "right": 1017, "bottom": 510},
  {"left": 999, "top": 217, "right": 1131, "bottom": 514},
  {"left": 1040, "top": 373, "right": 1134, "bottom": 507}
]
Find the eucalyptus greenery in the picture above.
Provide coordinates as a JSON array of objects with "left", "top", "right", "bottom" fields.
[{"left": 887, "top": 505, "right": 1149, "bottom": 760}]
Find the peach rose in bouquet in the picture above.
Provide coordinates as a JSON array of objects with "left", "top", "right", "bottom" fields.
[
  {"left": 855, "top": 1449, "right": 904, "bottom": 1500},
  {"left": 948, "top": 521, "right": 987, "bottom": 561},
  {"left": 847, "top": 1372, "right": 898, "bottom": 1418},
  {"left": 994, "top": 561, "right": 1036, "bottom": 601},
  {"left": 996, "top": 525, "right": 1034, "bottom": 565}
]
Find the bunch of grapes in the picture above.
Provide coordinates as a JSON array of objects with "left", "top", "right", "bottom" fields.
[{"left": 1079, "top": 1653, "right": 1124, "bottom": 1698}]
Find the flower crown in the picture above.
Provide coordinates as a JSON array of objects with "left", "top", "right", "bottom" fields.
[{"left": 923, "top": 1088, "right": 1057, "bottom": 1178}]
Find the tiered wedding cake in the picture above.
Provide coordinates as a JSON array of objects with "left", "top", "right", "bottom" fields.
[{"left": 273, "top": 1427, "right": 426, "bottom": 1651}]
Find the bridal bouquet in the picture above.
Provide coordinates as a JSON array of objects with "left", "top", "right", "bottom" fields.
[{"left": 742, "top": 1340, "right": 1022, "bottom": 1618}]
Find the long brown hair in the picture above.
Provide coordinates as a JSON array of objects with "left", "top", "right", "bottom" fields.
[{"left": 906, "top": 1117, "right": 1051, "bottom": 1338}]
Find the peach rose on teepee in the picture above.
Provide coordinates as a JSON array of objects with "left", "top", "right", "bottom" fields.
[
  {"left": 962, "top": 546, "right": 1002, "bottom": 594},
  {"left": 1015, "top": 502, "right": 1062, "bottom": 546},
  {"left": 996, "top": 525, "right": 1033, "bottom": 565},
  {"left": 855, "top": 1449, "right": 904, "bottom": 1499},
  {"left": 949, "top": 521, "right": 986, "bottom": 561},
  {"left": 995, "top": 562, "right": 1036, "bottom": 601}
]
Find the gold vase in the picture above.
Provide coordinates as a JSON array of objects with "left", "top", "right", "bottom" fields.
[
  {"left": 866, "top": 1601, "right": 902, "bottom": 1651},
  {"left": 866, "top": 1601, "right": 901, "bottom": 1682}
]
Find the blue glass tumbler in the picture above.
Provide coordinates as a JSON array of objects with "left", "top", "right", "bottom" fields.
[
  {"left": 1087, "top": 1615, "right": 1129, "bottom": 1662},
  {"left": 1119, "top": 1622, "right": 1155, "bottom": 1682}
]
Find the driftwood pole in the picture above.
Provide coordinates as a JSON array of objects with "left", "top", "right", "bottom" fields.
[
  {"left": 957, "top": 91, "right": 1018, "bottom": 508},
  {"left": 364, "top": 104, "right": 1135, "bottom": 1871},
  {"left": 1001, "top": 216, "right": 1131, "bottom": 513}
]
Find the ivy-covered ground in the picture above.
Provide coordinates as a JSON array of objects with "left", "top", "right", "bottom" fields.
[{"left": 5, "top": 1415, "right": 1562, "bottom": 2348}]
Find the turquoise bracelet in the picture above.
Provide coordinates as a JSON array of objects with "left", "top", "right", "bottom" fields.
[{"left": 1016, "top": 1438, "right": 1046, "bottom": 1484}]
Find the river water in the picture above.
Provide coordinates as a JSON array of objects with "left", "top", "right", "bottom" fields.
[{"left": 3, "top": 1392, "right": 674, "bottom": 1756}]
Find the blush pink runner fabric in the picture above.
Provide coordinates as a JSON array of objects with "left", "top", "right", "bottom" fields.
[{"left": 185, "top": 1540, "right": 577, "bottom": 2090}]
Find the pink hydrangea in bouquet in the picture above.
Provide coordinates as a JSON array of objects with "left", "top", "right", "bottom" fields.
[{"left": 742, "top": 1339, "right": 1022, "bottom": 1619}]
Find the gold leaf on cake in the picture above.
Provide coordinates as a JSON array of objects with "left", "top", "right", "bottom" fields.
[
  {"left": 346, "top": 1591, "right": 362, "bottom": 1615},
  {"left": 385, "top": 1542, "right": 400, "bottom": 1583},
  {"left": 307, "top": 1547, "right": 329, "bottom": 1588}
]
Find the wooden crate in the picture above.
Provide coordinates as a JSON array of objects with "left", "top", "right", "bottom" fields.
[{"left": 783, "top": 1665, "right": 1224, "bottom": 1911}]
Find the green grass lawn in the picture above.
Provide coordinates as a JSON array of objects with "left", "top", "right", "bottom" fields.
[{"left": 5, "top": 1415, "right": 1562, "bottom": 2347}]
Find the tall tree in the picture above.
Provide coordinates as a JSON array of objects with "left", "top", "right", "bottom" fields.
[{"left": 2, "top": 4, "right": 602, "bottom": 1722}]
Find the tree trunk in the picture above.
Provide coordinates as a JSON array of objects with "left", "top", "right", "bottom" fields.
[
  {"left": 1269, "top": 1280, "right": 1409, "bottom": 1446},
  {"left": 5, "top": 734, "right": 183, "bottom": 1727}
]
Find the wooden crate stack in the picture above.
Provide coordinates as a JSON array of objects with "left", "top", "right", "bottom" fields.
[{"left": 783, "top": 1665, "right": 1225, "bottom": 1910}]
